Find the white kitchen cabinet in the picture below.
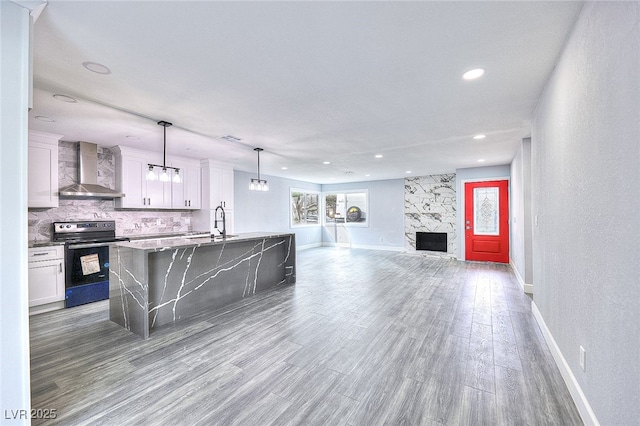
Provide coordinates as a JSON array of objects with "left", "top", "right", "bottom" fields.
[
  {"left": 28, "top": 130, "right": 62, "bottom": 208},
  {"left": 203, "top": 160, "right": 234, "bottom": 210},
  {"left": 114, "top": 146, "right": 172, "bottom": 209},
  {"left": 28, "top": 246, "right": 65, "bottom": 314},
  {"left": 192, "top": 159, "right": 234, "bottom": 232},
  {"left": 170, "top": 159, "right": 201, "bottom": 209}
]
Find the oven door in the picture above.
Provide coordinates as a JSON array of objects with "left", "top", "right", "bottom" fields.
[{"left": 65, "top": 243, "right": 110, "bottom": 307}]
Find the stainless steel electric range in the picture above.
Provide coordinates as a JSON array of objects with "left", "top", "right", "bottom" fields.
[{"left": 52, "top": 220, "right": 129, "bottom": 308}]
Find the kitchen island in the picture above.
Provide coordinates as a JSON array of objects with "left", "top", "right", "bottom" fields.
[{"left": 109, "top": 232, "right": 295, "bottom": 338}]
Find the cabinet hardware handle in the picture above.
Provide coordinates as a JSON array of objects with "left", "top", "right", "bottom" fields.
[
  {"left": 185, "top": 200, "right": 187, "bottom": 207},
  {"left": 188, "top": 200, "right": 191, "bottom": 207},
  {"left": 59, "top": 263, "right": 63, "bottom": 273},
  {"left": 143, "top": 198, "right": 146, "bottom": 206},
  {"left": 148, "top": 198, "right": 151, "bottom": 206},
  {"left": 32, "top": 252, "right": 48, "bottom": 256}
]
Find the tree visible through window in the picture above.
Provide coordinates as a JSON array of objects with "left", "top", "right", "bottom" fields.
[{"left": 291, "top": 189, "right": 319, "bottom": 226}]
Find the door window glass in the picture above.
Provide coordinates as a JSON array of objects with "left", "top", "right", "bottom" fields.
[{"left": 474, "top": 187, "right": 499, "bottom": 235}]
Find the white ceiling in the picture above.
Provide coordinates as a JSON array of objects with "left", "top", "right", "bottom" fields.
[{"left": 27, "top": 0, "right": 583, "bottom": 184}]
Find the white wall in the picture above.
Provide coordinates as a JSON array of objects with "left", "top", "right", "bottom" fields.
[
  {"left": 510, "top": 138, "right": 533, "bottom": 292},
  {"left": 234, "top": 170, "right": 323, "bottom": 249},
  {"left": 531, "top": 2, "right": 640, "bottom": 424},
  {"left": 455, "top": 165, "right": 511, "bottom": 260},
  {"left": 1, "top": 2, "right": 31, "bottom": 423}
]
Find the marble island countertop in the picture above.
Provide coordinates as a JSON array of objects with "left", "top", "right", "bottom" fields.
[
  {"left": 109, "top": 231, "right": 296, "bottom": 338},
  {"left": 114, "top": 232, "right": 297, "bottom": 252},
  {"left": 126, "top": 231, "right": 210, "bottom": 241}
]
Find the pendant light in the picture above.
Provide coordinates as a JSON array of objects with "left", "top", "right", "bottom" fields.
[
  {"left": 249, "top": 148, "right": 268, "bottom": 191},
  {"left": 146, "top": 120, "right": 181, "bottom": 183}
]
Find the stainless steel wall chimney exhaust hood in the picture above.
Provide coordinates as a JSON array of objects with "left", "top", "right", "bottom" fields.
[{"left": 59, "top": 142, "right": 125, "bottom": 198}]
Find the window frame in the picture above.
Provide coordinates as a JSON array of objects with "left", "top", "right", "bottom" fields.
[
  {"left": 322, "top": 189, "right": 369, "bottom": 227},
  {"left": 289, "top": 188, "right": 321, "bottom": 228}
]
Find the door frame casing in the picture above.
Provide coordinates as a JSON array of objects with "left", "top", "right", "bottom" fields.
[{"left": 459, "top": 177, "right": 510, "bottom": 262}]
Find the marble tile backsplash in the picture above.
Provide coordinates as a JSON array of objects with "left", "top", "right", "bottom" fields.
[
  {"left": 404, "top": 174, "right": 457, "bottom": 258},
  {"left": 28, "top": 142, "right": 193, "bottom": 243}
]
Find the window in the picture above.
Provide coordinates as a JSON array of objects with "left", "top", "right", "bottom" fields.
[
  {"left": 290, "top": 189, "right": 320, "bottom": 227},
  {"left": 324, "top": 190, "right": 368, "bottom": 226}
]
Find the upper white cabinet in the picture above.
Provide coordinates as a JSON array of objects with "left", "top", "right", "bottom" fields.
[
  {"left": 28, "top": 130, "right": 62, "bottom": 208},
  {"left": 113, "top": 146, "right": 200, "bottom": 210},
  {"left": 203, "top": 160, "right": 234, "bottom": 211},
  {"left": 192, "top": 159, "right": 234, "bottom": 233},
  {"left": 170, "top": 159, "right": 201, "bottom": 210}
]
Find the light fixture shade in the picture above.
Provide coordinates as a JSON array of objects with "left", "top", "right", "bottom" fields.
[
  {"left": 159, "top": 168, "right": 170, "bottom": 182},
  {"left": 146, "top": 166, "right": 157, "bottom": 181},
  {"left": 172, "top": 169, "right": 181, "bottom": 183},
  {"left": 250, "top": 180, "right": 256, "bottom": 191},
  {"left": 262, "top": 181, "right": 269, "bottom": 191}
]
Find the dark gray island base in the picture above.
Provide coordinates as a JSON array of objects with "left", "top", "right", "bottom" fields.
[{"left": 109, "top": 233, "right": 296, "bottom": 338}]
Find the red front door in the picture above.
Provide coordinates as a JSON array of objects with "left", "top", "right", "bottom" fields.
[{"left": 464, "top": 180, "right": 509, "bottom": 263}]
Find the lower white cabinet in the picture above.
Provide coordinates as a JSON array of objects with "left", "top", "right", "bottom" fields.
[{"left": 28, "top": 246, "right": 65, "bottom": 314}]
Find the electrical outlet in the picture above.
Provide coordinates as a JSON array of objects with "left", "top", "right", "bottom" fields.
[
  {"left": 579, "top": 346, "right": 586, "bottom": 371},
  {"left": 156, "top": 218, "right": 162, "bottom": 226}
]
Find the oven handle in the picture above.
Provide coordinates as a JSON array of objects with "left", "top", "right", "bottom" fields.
[{"left": 66, "top": 242, "right": 115, "bottom": 250}]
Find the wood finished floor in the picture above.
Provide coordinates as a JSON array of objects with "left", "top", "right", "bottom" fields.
[{"left": 30, "top": 248, "right": 582, "bottom": 425}]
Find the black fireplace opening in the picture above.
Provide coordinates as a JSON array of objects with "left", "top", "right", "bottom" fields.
[{"left": 416, "top": 232, "right": 447, "bottom": 252}]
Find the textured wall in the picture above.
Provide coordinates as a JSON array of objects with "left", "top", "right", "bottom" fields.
[
  {"left": 531, "top": 2, "right": 640, "bottom": 424},
  {"left": 404, "top": 174, "right": 456, "bottom": 257},
  {"left": 28, "top": 142, "right": 193, "bottom": 242}
]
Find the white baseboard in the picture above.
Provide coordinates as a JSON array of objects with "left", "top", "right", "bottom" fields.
[
  {"left": 297, "top": 242, "right": 322, "bottom": 251},
  {"left": 510, "top": 259, "right": 533, "bottom": 294},
  {"left": 321, "top": 242, "right": 405, "bottom": 252},
  {"left": 531, "top": 302, "right": 600, "bottom": 426},
  {"left": 29, "top": 300, "right": 65, "bottom": 316}
]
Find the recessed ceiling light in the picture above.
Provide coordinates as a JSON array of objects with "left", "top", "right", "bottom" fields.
[
  {"left": 82, "top": 61, "right": 111, "bottom": 75},
  {"left": 473, "top": 134, "right": 486, "bottom": 140},
  {"left": 281, "top": 167, "right": 288, "bottom": 170},
  {"left": 375, "top": 154, "right": 383, "bottom": 158},
  {"left": 34, "top": 115, "right": 55, "bottom": 122},
  {"left": 478, "top": 159, "right": 486, "bottom": 163},
  {"left": 462, "top": 68, "right": 485, "bottom": 80},
  {"left": 53, "top": 94, "right": 77, "bottom": 103},
  {"left": 125, "top": 135, "right": 140, "bottom": 140},
  {"left": 406, "top": 171, "right": 412, "bottom": 174},
  {"left": 365, "top": 174, "right": 371, "bottom": 177},
  {"left": 323, "top": 161, "right": 331, "bottom": 165}
]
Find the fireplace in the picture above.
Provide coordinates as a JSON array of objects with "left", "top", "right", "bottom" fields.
[{"left": 416, "top": 232, "right": 447, "bottom": 252}]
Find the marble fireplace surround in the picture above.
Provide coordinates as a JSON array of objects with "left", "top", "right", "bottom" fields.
[{"left": 404, "top": 174, "right": 457, "bottom": 258}]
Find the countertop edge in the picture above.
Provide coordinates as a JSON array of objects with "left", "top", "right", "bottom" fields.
[{"left": 113, "top": 232, "right": 295, "bottom": 252}]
